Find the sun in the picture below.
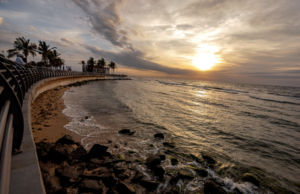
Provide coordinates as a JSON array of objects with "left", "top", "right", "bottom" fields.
[{"left": 193, "top": 52, "right": 217, "bottom": 71}]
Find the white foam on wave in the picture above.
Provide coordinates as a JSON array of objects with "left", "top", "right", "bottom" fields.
[{"left": 62, "top": 89, "right": 107, "bottom": 146}]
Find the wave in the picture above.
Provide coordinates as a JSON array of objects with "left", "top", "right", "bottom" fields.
[{"left": 250, "top": 96, "right": 300, "bottom": 106}]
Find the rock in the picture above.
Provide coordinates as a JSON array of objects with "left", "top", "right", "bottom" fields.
[
  {"left": 117, "top": 154, "right": 126, "bottom": 161},
  {"left": 113, "top": 166, "right": 126, "bottom": 174},
  {"left": 204, "top": 180, "right": 227, "bottom": 194},
  {"left": 118, "top": 129, "right": 131, "bottom": 134},
  {"left": 36, "top": 147, "right": 48, "bottom": 163},
  {"left": 55, "top": 135, "right": 74, "bottom": 145},
  {"left": 48, "top": 143, "right": 69, "bottom": 164},
  {"left": 70, "top": 146, "right": 87, "bottom": 161},
  {"left": 163, "top": 142, "right": 175, "bottom": 148},
  {"left": 154, "top": 133, "right": 164, "bottom": 139},
  {"left": 178, "top": 171, "right": 195, "bottom": 180},
  {"left": 241, "top": 173, "right": 260, "bottom": 187},
  {"left": 133, "top": 158, "right": 144, "bottom": 163},
  {"left": 171, "top": 158, "right": 179, "bottom": 166},
  {"left": 131, "top": 171, "right": 144, "bottom": 183},
  {"left": 153, "top": 165, "right": 165, "bottom": 178},
  {"left": 86, "top": 163, "right": 99, "bottom": 171},
  {"left": 89, "top": 158, "right": 103, "bottom": 164},
  {"left": 115, "top": 181, "right": 135, "bottom": 194},
  {"left": 190, "top": 154, "right": 204, "bottom": 164},
  {"left": 188, "top": 166, "right": 208, "bottom": 176},
  {"left": 117, "top": 173, "right": 129, "bottom": 180},
  {"left": 140, "top": 179, "right": 159, "bottom": 191},
  {"left": 100, "top": 173, "right": 117, "bottom": 188},
  {"left": 201, "top": 152, "right": 216, "bottom": 164},
  {"left": 78, "top": 179, "right": 102, "bottom": 193},
  {"left": 173, "top": 186, "right": 180, "bottom": 194},
  {"left": 169, "top": 175, "right": 179, "bottom": 185},
  {"left": 156, "top": 154, "right": 166, "bottom": 160},
  {"left": 36, "top": 141, "right": 53, "bottom": 152},
  {"left": 128, "top": 150, "right": 136, "bottom": 154},
  {"left": 39, "top": 162, "right": 49, "bottom": 174},
  {"left": 55, "top": 168, "right": 64, "bottom": 177},
  {"left": 88, "top": 144, "right": 109, "bottom": 158},
  {"left": 59, "top": 166, "right": 82, "bottom": 187},
  {"left": 128, "top": 132, "right": 136, "bottom": 135},
  {"left": 146, "top": 155, "right": 161, "bottom": 168}
]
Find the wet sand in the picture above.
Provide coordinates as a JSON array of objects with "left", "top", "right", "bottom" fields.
[{"left": 31, "top": 86, "right": 82, "bottom": 143}]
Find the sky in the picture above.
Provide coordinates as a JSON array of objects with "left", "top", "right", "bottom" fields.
[{"left": 0, "top": 0, "right": 300, "bottom": 87}]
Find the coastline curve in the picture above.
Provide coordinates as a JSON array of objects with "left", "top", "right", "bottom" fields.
[{"left": 9, "top": 75, "right": 104, "bottom": 194}]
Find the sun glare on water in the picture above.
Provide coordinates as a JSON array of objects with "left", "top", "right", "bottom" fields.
[{"left": 193, "top": 52, "right": 217, "bottom": 71}]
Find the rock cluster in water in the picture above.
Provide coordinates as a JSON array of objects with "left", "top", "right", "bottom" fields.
[{"left": 36, "top": 135, "right": 231, "bottom": 194}]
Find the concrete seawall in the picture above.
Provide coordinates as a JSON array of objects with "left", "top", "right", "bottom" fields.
[{"left": 9, "top": 75, "right": 104, "bottom": 194}]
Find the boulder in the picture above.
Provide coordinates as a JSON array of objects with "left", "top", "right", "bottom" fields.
[
  {"left": 178, "top": 171, "right": 195, "bottom": 180},
  {"left": 70, "top": 146, "right": 87, "bottom": 161},
  {"left": 201, "top": 152, "right": 216, "bottom": 164},
  {"left": 131, "top": 171, "right": 144, "bottom": 183},
  {"left": 39, "top": 162, "right": 49, "bottom": 174},
  {"left": 78, "top": 179, "right": 102, "bottom": 193},
  {"left": 241, "top": 173, "right": 260, "bottom": 187},
  {"left": 153, "top": 165, "right": 165, "bottom": 178},
  {"left": 48, "top": 143, "right": 69, "bottom": 164},
  {"left": 55, "top": 135, "right": 75, "bottom": 145},
  {"left": 60, "top": 167, "right": 80, "bottom": 187},
  {"left": 154, "top": 133, "right": 164, "bottom": 139},
  {"left": 36, "top": 141, "right": 53, "bottom": 152},
  {"left": 139, "top": 179, "right": 159, "bottom": 191},
  {"left": 115, "top": 181, "right": 136, "bottom": 194},
  {"left": 146, "top": 155, "right": 161, "bottom": 168},
  {"left": 204, "top": 180, "right": 227, "bottom": 194},
  {"left": 190, "top": 154, "right": 204, "bottom": 164},
  {"left": 88, "top": 144, "right": 109, "bottom": 158},
  {"left": 100, "top": 173, "right": 117, "bottom": 188},
  {"left": 171, "top": 158, "right": 179, "bottom": 166},
  {"left": 156, "top": 154, "right": 166, "bottom": 160},
  {"left": 86, "top": 163, "right": 99, "bottom": 171},
  {"left": 163, "top": 142, "right": 175, "bottom": 148},
  {"left": 113, "top": 166, "right": 126, "bottom": 174},
  {"left": 188, "top": 166, "right": 208, "bottom": 177},
  {"left": 169, "top": 175, "right": 179, "bottom": 185},
  {"left": 36, "top": 147, "right": 48, "bottom": 163}
]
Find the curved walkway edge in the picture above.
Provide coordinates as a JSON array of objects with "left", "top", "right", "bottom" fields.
[{"left": 9, "top": 75, "right": 104, "bottom": 194}]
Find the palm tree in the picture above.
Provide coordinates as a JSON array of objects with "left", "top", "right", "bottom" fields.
[
  {"left": 56, "top": 58, "right": 64, "bottom": 70},
  {"left": 108, "top": 61, "right": 117, "bottom": 74},
  {"left": 1, "top": 51, "right": 7, "bottom": 58},
  {"left": 7, "top": 37, "right": 37, "bottom": 66},
  {"left": 37, "top": 40, "right": 56, "bottom": 68},
  {"left": 28, "top": 61, "right": 36, "bottom": 66},
  {"left": 97, "top": 58, "right": 106, "bottom": 74},
  {"left": 48, "top": 50, "right": 61, "bottom": 69}
]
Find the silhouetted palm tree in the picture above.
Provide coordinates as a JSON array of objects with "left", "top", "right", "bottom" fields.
[
  {"left": 48, "top": 50, "right": 61, "bottom": 69},
  {"left": 7, "top": 37, "right": 37, "bottom": 66},
  {"left": 108, "top": 61, "right": 117, "bottom": 74},
  {"left": 37, "top": 40, "right": 56, "bottom": 67},
  {"left": 97, "top": 58, "right": 106, "bottom": 73},
  {"left": 87, "top": 57, "right": 96, "bottom": 67}
]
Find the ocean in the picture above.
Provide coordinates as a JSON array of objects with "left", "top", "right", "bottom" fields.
[{"left": 62, "top": 77, "right": 300, "bottom": 193}]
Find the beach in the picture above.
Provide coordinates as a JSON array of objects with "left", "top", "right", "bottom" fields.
[{"left": 31, "top": 86, "right": 82, "bottom": 143}]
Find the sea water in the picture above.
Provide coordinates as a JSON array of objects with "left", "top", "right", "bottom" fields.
[{"left": 62, "top": 77, "right": 300, "bottom": 193}]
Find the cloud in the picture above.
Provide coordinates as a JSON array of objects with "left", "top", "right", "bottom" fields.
[
  {"left": 71, "top": 0, "right": 133, "bottom": 50},
  {"left": 29, "top": 26, "right": 37, "bottom": 31},
  {"left": 61, "top": 38, "right": 73, "bottom": 45},
  {"left": 0, "top": 30, "right": 22, "bottom": 45},
  {"left": 82, "top": 43, "right": 198, "bottom": 75},
  {"left": 0, "top": 17, "right": 11, "bottom": 27},
  {"left": 1, "top": 0, "right": 9, "bottom": 4}
]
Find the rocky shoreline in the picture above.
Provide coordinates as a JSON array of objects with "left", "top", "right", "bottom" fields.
[{"left": 36, "top": 133, "right": 233, "bottom": 194}]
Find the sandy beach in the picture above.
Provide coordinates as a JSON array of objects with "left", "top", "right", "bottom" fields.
[{"left": 31, "top": 86, "right": 82, "bottom": 143}]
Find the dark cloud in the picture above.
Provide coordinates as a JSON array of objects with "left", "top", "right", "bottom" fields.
[
  {"left": 61, "top": 38, "right": 73, "bottom": 45},
  {"left": 71, "top": 0, "right": 133, "bottom": 50},
  {"left": 82, "top": 43, "right": 198, "bottom": 75}
]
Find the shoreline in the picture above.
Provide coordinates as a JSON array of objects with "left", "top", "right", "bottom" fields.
[
  {"left": 31, "top": 85, "right": 82, "bottom": 143},
  {"left": 31, "top": 82, "right": 299, "bottom": 194}
]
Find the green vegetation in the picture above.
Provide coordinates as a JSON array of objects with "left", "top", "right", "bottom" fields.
[{"left": 117, "top": 154, "right": 126, "bottom": 161}]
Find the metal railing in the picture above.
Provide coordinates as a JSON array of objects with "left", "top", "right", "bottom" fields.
[{"left": 0, "top": 56, "right": 104, "bottom": 194}]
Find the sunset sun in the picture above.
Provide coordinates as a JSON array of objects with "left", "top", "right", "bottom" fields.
[{"left": 193, "top": 52, "right": 217, "bottom": 71}]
